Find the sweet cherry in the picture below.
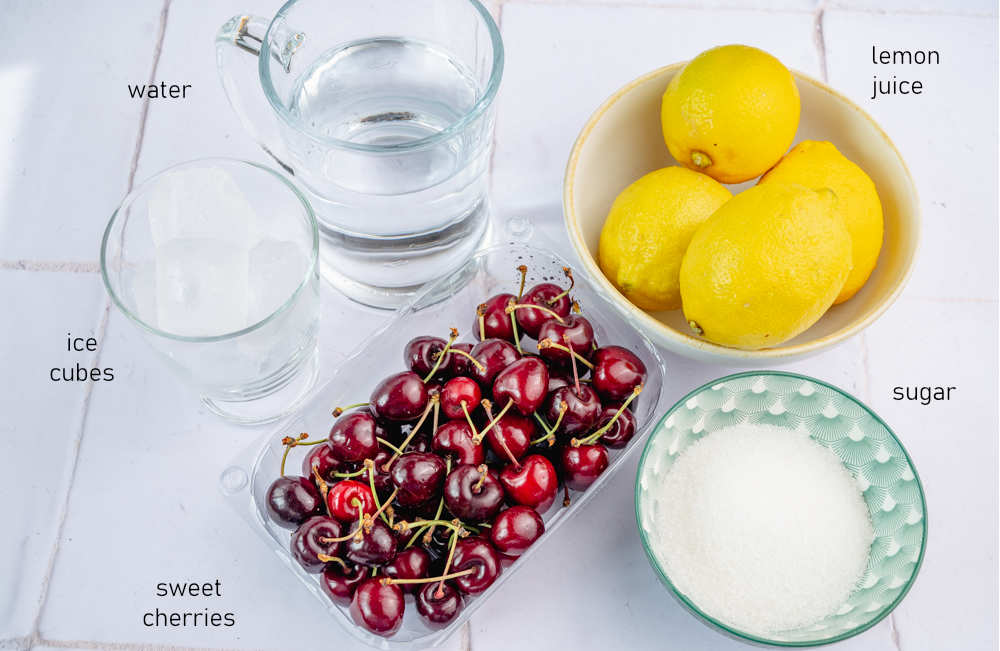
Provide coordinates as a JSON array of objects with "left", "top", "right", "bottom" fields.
[
  {"left": 591, "top": 346, "right": 647, "bottom": 402},
  {"left": 328, "top": 409, "right": 381, "bottom": 462},
  {"left": 371, "top": 371, "right": 429, "bottom": 421},
  {"left": 320, "top": 562, "right": 367, "bottom": 605},
  {"left": 499, "top": 454, "right": 558, "bottom": 512},
  {"left": 383, "top": 547, "right": 431, "bottom": 594},
  {"left": 326, "top": 480, "right": 376, "bottom": 521},
  {"left": 444, "top": 464, "right": 504, "bottom": 521},
  {"left": 490, "top": 506, "right": 545, "bottom": 557},
  {"left": 561, "top": 444, "right": 609, "bottom": 491},
  {"left": 492, "top": 357, "right": 549, "bottom": 415},
  {"left": 431, "top": 420, "right": 485, "bottom": 466},
  {"left": 451, "top": 537, "right": 502, "bottom": 594},
  {"left": 440, "top": 376, "right": 482, "bottom": 420},
  {"left": 350, "top": 578, "right": 405, "bottom": 637},
  {"left": 416, "top": 581, "right": 463, "bottom": 626},
  {"left": 266, "top": 476, "right": 322, "bottom": 529},
  {"left": 475, "top": 293, "right": 518, "bottom": 342},
  {"left": 290, "top": 516, "right": 342, "bottom": 573}
]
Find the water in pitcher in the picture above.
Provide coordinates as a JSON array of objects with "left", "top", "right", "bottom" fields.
[{"left": 285, "top": 37, "right": 492, "bottom": 259}]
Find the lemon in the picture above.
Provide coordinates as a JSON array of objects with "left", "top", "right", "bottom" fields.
[
  {"left": 599, "top": 167, "right": 732, "bottom": 311},
  {"left": 661, "top": 44, "right": 800, "bottom": 184},
  {"left": 760, "top": 140, "right": 883, "bottom": 303},
  {"left": 679, "top": 183, "right": 852, "bottom": 349}
]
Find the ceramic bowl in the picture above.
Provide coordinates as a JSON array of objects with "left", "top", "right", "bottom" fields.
[
  {"left": 563, "top": 63, "right": 920, "bottom": 363},
  {"left": 635, "top": 371, "right": 927, "bottom": 646}
]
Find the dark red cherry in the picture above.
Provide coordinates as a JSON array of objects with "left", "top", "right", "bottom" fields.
[
  {"left": 389, "top": 452, "right": 446, "bottom": 506},
  {"left": 326, "top": 480, "right": 376, "bottom": 521},
  {"left": 475, "top": 293, "right": 517, "bottom": 342},
  {"left": 370, "top": 371, "right": 429, "bottom": 422},
  {"left": 591, "top": 346, "right": 647, "bottom": 402},
  {"left": 350, "top": 578, "right": 404, "bottom": 637},
  {"left": 404, "top": 335, "right": 448, "bottom": 376},
  {"left": 416, "top": 581, "right": 464, "bottom": 626},
  {"left": 516, "top": 283, "right": 571, "bottom": 338},
  {"left": 328, "top": 409, "right": 382, "bottom": 463},
  {"left": 344, "top": 518, "right": 398, "bottom": 566},
  {"left": 490, "top": 506, "right": 545, "bottom": 557},
  {"left": 484, "top": 413, "right": 534, "bottom": 462},
  {"left": 320, "top": 562, "right": 367, "bottom": 606},
  {"left": 431, "top": 420, "right": 485, "bottom": 465},
  {"left": 544, "top": 384, "right": 602, "bottom": 437},
  {"left": 547, "top": 369, "right": 572, "bottom": 393},
  {"left": 383, "top": 547, "right": 430, "bottom": 594},
  {"left": 266, "top": 476, "right": 323, "bottom": 528},
  {"left": 446, "top": 342, "right": 475, "bottom": 376},
  {"left": 561, "top": 444, "right": 609, "bottom": 491},
  {"left": 302, "top": 443, "right": 345, "bottom": 484},
  {"left": 451, "top": 537, "right": 502, "bottom": 594},
  {"left": 538, "top": 315, "right": 596, "bottom": 364},
  {"left": 444, "top": 464, "right": 504, "bottom": 521},
  {"left": 290, "top": 516, "right": 342, "bottom": 573},
  {"left": 492, "top": 357, "right": 549, "bottom": 415},
  {"left": 499, "top": 454, "right": 558, "bottom": 512},
  {"left": 597, "top": 404, "right": 637, "bottom": 448},
  {"left": 469, "top": 338, "right": 520, "bottom": 386},
  {"left": 440, "top": 376, "right": 482, "bottom": 420}
]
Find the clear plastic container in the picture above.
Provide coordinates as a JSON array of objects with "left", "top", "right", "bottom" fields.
[{"left": 220, "top": 243, "right": 666, "bottom": 649}]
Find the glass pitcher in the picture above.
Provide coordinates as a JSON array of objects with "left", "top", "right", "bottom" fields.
[{"left": 216, "top": 0, "right": 504, "bottom": 308}]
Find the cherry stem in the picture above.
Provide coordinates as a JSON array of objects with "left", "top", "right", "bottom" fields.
[
  {"left": 437, "top": 530, "right": 460, "bottom": 598},
  {"left": 471, "top": 464, "right": 489, "bottom": 493},
  {"left": 532, "top": 412, "right": 554, "bottom": 437},
  {"left": 506, "top": 302, "right": 566, "bottom": 324},
  {"left": 332, "top": 466, "right": 367, "bottom": 479},
  {"left": 376, "top": 437, "right": 403, "bottom": 456},
  {"left": 473, "top": 398, "right": 514, "bottom": 446},
  {"left": 507, "top": 298, "right": 523, "bottom": 354},
  {"left": 311, "top": 465, "right": 331, "bottom": 516},
  {"left": 363, "top": 458, "right": 389, "bottom": 526},
  {"left": 382, "top": 395, "right": 439, "bottom": 471},
  {"left": 316, "top": 554, "right": 348, "bottom": 570},
  {"left": 538, "top": 339, "right": 594, "bottom": 369},
  {"left": 573, "top": 385, "right": 643, "bottom": 446},
  {"left": 365, "top": 487, "right": 398, "bottom": 529},
  {"left": 279, "top": 432, "right": 311, "bottom": 476},
  {"left": 460, "top": 401, "right": 480, "bottom": 440},
  {"left": 395, "top": 518, "right": 468, "bottom": 537},
  {"left": 381, "top": 567, "right": 475, "bottom": 588},
  {"left": 423, "top": 328, "right": 459, "bottom": 383},
  {"left": 516, "top": 264, "right": 528, "bottom": 300},
  {"left": 548, "top": 267, "right": 575, "bottom": 304},
  {"left": 421, "top": 458, "right": 450, "bottom": 545},
  {"left": 447, "top": 348, "right": 485, "bottom": 372},
  {"left": 563, "top": 483, "right": 571, "bottom": 507},
  {"left": 332, "top": 402, "right": 369, "bottom": 417},
  {"left": 482, "top": 400, "right": 520, "bottom": 467},
  {"left": 476, "top": 304, "right": 486, "bottom": 341},
  {"left": 564, "top": 334, "right": 582, "bottom": 395}
]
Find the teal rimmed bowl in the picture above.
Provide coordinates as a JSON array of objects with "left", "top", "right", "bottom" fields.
[{"left": 635, "top": 371, "right": 927, "bottom": 647}]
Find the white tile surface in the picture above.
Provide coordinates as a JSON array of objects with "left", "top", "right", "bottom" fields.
[
  {"left": 0, "top": 271, "right": 105, "bottom": 638},
  {"left": 824, "top": 10, "right": 999, "bottom": 300},
  {"left": 3, "top": 1, "right": 998, "bottom": 650},
  {"left": 490, "top": 3, "right": 822, "bottom": 218},
  {"left": 863, "top": 297, "right": 999, "bottom": 651},
  {"left": 0, "top": 1, "right": 164, "bottom": 262}
]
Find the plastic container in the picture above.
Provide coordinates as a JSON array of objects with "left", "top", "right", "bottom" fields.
[{"left": 221, "top": 243, "right": 666, "bottom": 649}]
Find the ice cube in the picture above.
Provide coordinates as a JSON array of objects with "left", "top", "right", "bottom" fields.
[
  {"left": 155, "top": 237, "right": 249, "bottom": 337},
  {"left": 147, "top": 166, "right": 259, "bottom": 249},
  {"left": 247, "top": 239, "right": 309, "bottom": 323}
]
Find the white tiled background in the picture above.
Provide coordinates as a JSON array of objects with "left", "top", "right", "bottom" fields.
[{"left": 1, "top": 0, "right": 996, "bottom": 650}]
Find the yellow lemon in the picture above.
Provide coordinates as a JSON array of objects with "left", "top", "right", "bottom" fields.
[
  {"left": 599, "top": 167, "right": 732, "bottom": 311},
  {"left": 760, "top": 140, "right": 884, "bottom": 303},
  {"left": 679, "top": 183, "right": 852, "bottom": 349},
  {"left": 661, "top": 44, "right": 800, "bottom": 183}
]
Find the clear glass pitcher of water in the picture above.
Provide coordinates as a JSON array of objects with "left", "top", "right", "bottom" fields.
[{"left": 216, "top": 0, "right": 504, "bottom": 308}]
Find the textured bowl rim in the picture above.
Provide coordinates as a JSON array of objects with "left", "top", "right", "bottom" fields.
[
  {"left": 633, "top": 370, "right": 928, "bottom": 647},
  {"left": 562, "top": 63, "right": 922, "bottom": 361}
]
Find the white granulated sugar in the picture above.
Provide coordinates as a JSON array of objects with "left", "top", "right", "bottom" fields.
[{"left": 649, "top": 424, "right": 873, "bottom": 636}]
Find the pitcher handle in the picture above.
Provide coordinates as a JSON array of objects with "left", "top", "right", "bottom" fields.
[{"left": 216, "top": 14, "right": 303, "bottom": 174}]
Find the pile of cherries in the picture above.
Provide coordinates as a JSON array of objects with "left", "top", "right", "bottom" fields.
[{"left": 265, "top": 266, "right": 646, "bottom": 637}]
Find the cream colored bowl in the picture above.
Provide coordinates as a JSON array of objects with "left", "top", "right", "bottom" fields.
[{"left": 563, "top": 64, "right": 920, "bottom": 363}]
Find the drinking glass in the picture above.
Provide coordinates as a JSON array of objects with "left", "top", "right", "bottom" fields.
[
  {"left": 216, "top": 0, "right": 504, "bottom": 308},
  {"left": 101, "top": 158, "right": 320, "bottom": 424}
]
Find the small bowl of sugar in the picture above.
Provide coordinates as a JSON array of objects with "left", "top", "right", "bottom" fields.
[{"left": 635, "top": 371, "right": 926, "bottom": 646}]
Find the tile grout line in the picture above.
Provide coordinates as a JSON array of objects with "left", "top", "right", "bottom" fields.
[
  {"left": 25, "top": 0, "right": 173, "bottom": 646},
  {"left": 0, "top": 261, "right": 99, "bottom": 272},
  {"left": 496, "top": 0, "right": 994, "bottom": 18},
  {"left": 34, "top": 638, "right": 254, "bottom": 651}
]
